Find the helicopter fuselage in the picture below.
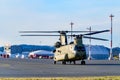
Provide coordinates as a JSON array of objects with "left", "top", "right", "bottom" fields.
[{"left": 54, "top": 44, "right": 86, "bottom": 62}]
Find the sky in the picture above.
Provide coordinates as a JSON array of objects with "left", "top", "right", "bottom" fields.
[{"left": 0, "top": 0, "right": 120, "bottom": 48}]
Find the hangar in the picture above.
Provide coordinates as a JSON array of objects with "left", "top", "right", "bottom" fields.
[
  {"left": 85, "top": 45, "right": 109, "bottom": 60},
  {"left": 28, "top": 50, "right": 54, "bottom": 59}
]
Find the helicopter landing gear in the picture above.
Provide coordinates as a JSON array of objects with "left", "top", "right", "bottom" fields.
[
  {"left": 62, "top": 61, "right": 66, "bottom": 64},
  {"left": 73, "top": 61, "right": 76, "bottom": 64},
  {"left": 81, "top": 60, "right": 85, "bottom": 65},
  {"left": 54, "top": 61, "right": 56, "bottom": 64},
  {"left": 69, "top": 61, "right": 76, "bottom": 64}
]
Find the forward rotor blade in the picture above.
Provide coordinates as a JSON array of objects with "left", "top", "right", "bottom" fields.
[
  {"left": 20, "top": 34, "right": 60, "bottom": 36},
  {"left": 19, "top": 31, "right": 59, "bottom": 33},
  {"left": 84, "top": 30, "right": 110, "bottom": 35},
  {"left": 19, "top": 30, "right": 97, "bottom": 33},
  {"left": 83, "top": 36, "right": 108, "bottom": 41},
  {"left": 21, "top": 34, "right": 81, "bottom": 37}
]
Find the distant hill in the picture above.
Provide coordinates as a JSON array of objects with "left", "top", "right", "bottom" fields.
[
  {"left": 0, "top": 44, "right": 120, "bottom": 56},
  {"left": 11, "top": 44, "right": 55, "bottom": 54},
  {"left": 0, "top": 44, "right": 54, "bottom": 54}
]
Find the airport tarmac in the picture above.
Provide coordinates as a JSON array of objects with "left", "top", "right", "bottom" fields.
[{"left": 0, "top": 58, "right": 120, "bottom": 77}]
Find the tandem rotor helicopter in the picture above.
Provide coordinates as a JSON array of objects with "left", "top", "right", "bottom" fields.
[{"left": 20, "top": 29, "right": 109, "bottom": 65}]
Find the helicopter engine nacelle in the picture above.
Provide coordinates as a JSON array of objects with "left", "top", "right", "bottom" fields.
[{"left": 54, "top": 42, "right": 61, "bottom": 48}]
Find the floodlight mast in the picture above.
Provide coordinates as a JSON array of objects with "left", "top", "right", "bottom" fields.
[
  {"left": 108, "top": 14, "right": 114, "bottom": 60},
  {"left": 87, "top": 27, "right": 91, "bottom": 60}
]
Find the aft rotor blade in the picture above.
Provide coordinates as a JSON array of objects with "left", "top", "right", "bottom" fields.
[
  {"left": 67, "top": 31, "right": 96, "bottom": 33},
  {"left": 84, "top": 30, "right": 110, "bottom": 35},
  {"left": 83, "top": 36, "right": 108, "bottom": 41},
  {"left": 20, "top": 34, "right": 60, "bottom": 36}
]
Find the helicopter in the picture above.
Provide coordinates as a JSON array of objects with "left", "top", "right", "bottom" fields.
[{"left": 20, "top": 29, "right": 109, "bottom": 65}]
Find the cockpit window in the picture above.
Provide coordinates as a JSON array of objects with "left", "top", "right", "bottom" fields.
[{"left": 74, "top": 46, "right": 85, "bottom": 51}]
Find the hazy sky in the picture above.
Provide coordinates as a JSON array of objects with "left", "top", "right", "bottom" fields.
[{"left": 0, "top": 0, "right": 120, "bottom": 47}]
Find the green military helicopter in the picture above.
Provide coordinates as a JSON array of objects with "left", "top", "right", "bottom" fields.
[{"left": 20, "top": 30, "right": 109, "bottom": 65}]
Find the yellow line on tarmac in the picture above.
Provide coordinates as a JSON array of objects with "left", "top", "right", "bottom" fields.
[{"left": 0, "top": 76, "right": 120, "bottom": 80}]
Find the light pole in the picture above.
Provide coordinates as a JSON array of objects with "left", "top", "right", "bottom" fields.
[
  {"left": 108, "top": 14, "right": 114, "bottom": 60},
  {"left": 87, "top": 27, "right": 91, "bottom": 60},
  {"left": 70, "top": 22, "right": 74, "bottom": 41}
]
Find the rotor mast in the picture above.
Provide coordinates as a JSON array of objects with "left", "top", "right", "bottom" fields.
[
  {"left": 59, "top": 31, "right": 68, "bottom": 45},
  {"left": 74, "top": 35, "right": 83, "bottom": 46},
  {"left": 70, "top": 22, "right": 74, "bottom": 41}
]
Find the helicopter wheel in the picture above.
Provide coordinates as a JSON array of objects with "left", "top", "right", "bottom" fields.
[
  {"left": 62, "top": 61, "right": 66, "bottom": 64},
  {"left": 73, "top": 61, "right": 76, "bottom": 64},
  {"left": 81, "top": 60, "right": 85, "bottom": 65},
  {"left": 54, "top": 61, "right": 56, "bottom": 64}
]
